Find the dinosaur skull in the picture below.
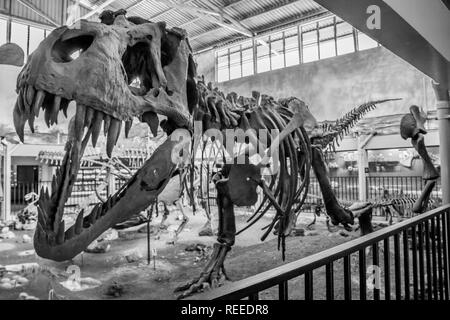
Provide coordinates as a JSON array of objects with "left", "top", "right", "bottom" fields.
[{"left": 14, "top": 14, "right": 197, "bottom": 261}]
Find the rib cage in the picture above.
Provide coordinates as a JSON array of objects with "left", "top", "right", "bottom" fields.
[
  {"left": 193, "top": 80, "right": 391, "bottom": 256},
  {"left": 194, "top": 81, "right": 311, "bottom": 256}
]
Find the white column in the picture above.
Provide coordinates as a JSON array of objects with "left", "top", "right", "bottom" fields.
[
  {"left": 3, "top": 144, "right": 11, "bottom": 221},
  {"left": 357, "top": 133, "right": 377, "bottom": 202},
  {"left": 357, "top": 136, "right": 369, "bottom": 202},
  {"left": 0, "top": 148, "right": 5, "bottom": 221},
  {"left": 433, "top": 81, "right": 450, "bottom": 205}
]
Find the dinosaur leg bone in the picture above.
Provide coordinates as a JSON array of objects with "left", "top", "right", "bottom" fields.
[
  {"left": 311, "top": 147, "right": 354, "bottom": 228},
  {"left": 412, "top": 134, "right": 440, "bottom": 181},
  {"left": 169, "top": 199, "right": 189, "bottom": 244},
  {"left": 412, "top": 179, "right": 437, "bottom": 214},
  {"left": 348, "top": 202, "right": 374, "bottom": 235},
  {"left": 176, "top": 178, "right": 235, "bottom": 299}
]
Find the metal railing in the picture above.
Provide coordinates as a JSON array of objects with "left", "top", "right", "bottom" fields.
[
  {"left": 367, "top": 176, "right": 442, "bottom": 200},
  {"left": 10, "top": 175, "right": 442, "bottom": 216},
  {"left": 11, "top": 181, "right": 108, "bottom": 211},
  {"left": 11, "top": 182, "right": 40, "bottom": 205},
  {"left": 309, "top": 176, "right": 359, "bottom": 203},
  {"left": 195, "top": 205, "right": 450, "bottom": 300}
]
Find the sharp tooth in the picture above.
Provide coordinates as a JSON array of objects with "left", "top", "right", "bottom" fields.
[
  {"left": 142, "top": 112, "right": 159, "bottom": 137},
  {"left": 106, "top": 119, "right": 122, "bottom": 158},
  {"left": 89, "top": 204, "right": 100, "bottom": 225},
  {"left": 84, "top": 107, "right": 95, "bottom": 128},
  {"left": 75, "top": 104, "right": 86, "bottom": 141},
  {"left": 51, "top": 96, "right": 61, "bottom": 125},
  {"left": 125, "top": 119, "right": 133, "bottom": 138},
  {"left": 17, "top": 89, "right": 26, "bottom": 114},
  {"left": 96, "top": 206, "right": 103, "bottom": 219},
  {"left": 33, "top": 90, "right": 45, "bottom": 117},
  {"left": 104, "top": 197, "right": 113, "bottom": 214},
  {"left": 56, "top": 220, "right": 65, "bottom": 245},
  {"left": 37, "top": 206, "right": 49, "bottom": 231},
  {"left": 25, "top": 85, "right": 35, "bottom": 109},
  {"left": 28, "top": 110, "right": 36, "bottom": 134},
  {"left": 51, "top": 175, "right": 57, "bottom": 194},
  {"left": 75, "top": 210, "right": 84, "bottom": 235},
  {"left": 21, "top": 88, "right": 30, "bottom": 112},
  {"left": 60, "top": 99, "right": 69, "bottom": 118},
  {"left": 103, "top": 114, "right": 111, "bottom": 136},
  {"left": 65, "top": 226, "right": 75, "bottom": 241},
  {"left": 91, "top": 111, "right": 103, "bottom": 148},
  {"left": 13, "top": 101, "right": 26, "bottom": 143},
  {"left": 44, "top": 107, "right": 51, "bottom": 128},
  {"left": 35, "top": 222, "right": 48, "bottom": 245}
]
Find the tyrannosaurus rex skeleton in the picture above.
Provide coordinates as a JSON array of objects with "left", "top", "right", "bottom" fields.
[{"left": 13, "top": 10, "right": 396, "bottom": 298}]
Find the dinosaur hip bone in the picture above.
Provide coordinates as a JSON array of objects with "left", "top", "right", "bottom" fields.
[
  {"left": 400, "top": 105, "right": 427, "bottom": 140},
  {"left": 400, "top": 105, "right": 439, "bottom": 181},
  {"left": 399, "top": 105, "right": 439, "bottom": 213}
]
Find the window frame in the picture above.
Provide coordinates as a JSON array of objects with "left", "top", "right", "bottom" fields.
[{"left": 214, "top": 15, "right": 379, "bottom": 83}]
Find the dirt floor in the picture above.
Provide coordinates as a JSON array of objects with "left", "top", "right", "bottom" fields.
[{"left": 0, "top": 208, "right": 383, "bottom": 300}]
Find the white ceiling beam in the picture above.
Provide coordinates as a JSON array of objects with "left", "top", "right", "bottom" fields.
[
  {"left": 201, "top": 0, "right": 252, "bottom": 34},
  {"left": 77, "top": 0, "right": 120, "bottom": 21},
  {"left": 191, "top": 8, "right": 329, "bottom": 54},
  {"left": 191, "top": 2, "right": 326, "bottom": 42},
  {"left": 157, "top": 0, "right": 221, "bottom": 17},
  {"left": 149, "top": 0, "right": 196, "bottom": 21},
  {"left": 15, "top": 0, "right": 60, "bottom": 26},
  {"left": 158, "top": 0, "right": 254, "bottom": 37}
]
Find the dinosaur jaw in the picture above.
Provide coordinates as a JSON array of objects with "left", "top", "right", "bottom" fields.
[{"left": 33, "top": 131, "right": 182, "bottom": 262}]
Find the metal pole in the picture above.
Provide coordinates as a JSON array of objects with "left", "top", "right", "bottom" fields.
[
  {"left": 147, "top": 203, "right": 153, "bottom": 265},
  {"left": 357, "top": 136, "right": 368, "bottom": 201},
  {"left": 433, "top": 81, "right": 450, "bottom": 205},
  {"left": 357, "top": 133, "right": 376, "bottom": 202},
  {"left": 3, "top": 142, "right": 13, "bottom": 222}
]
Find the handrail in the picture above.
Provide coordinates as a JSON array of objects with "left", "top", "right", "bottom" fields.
[{"left": 191, "top": 204, "right": 450, "bottom": 300}]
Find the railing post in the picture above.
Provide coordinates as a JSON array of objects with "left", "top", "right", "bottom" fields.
[{"left": 433, "top": 81, "right": 450, "bottom": 205}]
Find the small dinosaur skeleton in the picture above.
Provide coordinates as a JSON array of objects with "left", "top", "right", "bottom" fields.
[{"left": 13, "top": 9, "right": 397, "bottom": 298}]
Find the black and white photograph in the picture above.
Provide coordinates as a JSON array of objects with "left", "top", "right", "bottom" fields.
[{"left": 0, "top": 0, "right": 449, "bottom": 311}]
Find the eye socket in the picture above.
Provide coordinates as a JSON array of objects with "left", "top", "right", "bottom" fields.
[{"left": 52, "top": 33, "right": 95, "bottom": 63}]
